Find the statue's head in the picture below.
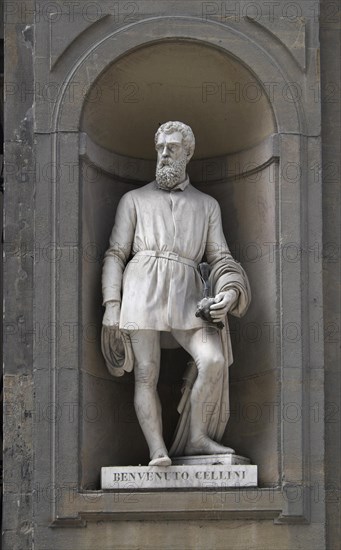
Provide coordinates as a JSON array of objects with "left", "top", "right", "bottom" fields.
[{"left": 154, "top": 121, "right": 195, "bottom": 189}]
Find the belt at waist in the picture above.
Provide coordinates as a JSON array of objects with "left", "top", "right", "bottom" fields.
[{"left": 133, "top": 250, "right": 197, "bottom": 268}]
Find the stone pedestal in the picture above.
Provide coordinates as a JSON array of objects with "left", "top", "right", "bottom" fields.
[{"left": 101, "top": 457, "right": 257, "bottom": 490}]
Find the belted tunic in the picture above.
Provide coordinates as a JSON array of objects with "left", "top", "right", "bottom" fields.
[{"left": 102, "top": 177, "right": 250, "bottom": 333}]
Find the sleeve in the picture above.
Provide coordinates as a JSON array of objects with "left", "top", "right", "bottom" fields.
[
  {"left": 102, "top": 192, "right": 137, "bottom": 305},
  {"left": 206, "top": 200, "right": 251, "bottom": 318},
  {"left": 205, "top": 200, "right": 233, "bottom": 265}
]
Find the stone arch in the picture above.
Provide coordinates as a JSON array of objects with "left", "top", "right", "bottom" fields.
[{"left": 51, "top": 16, "right": 305, "bottom": 135}]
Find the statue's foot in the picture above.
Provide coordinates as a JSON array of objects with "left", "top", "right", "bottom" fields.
[
  {"left": 149, "top": 447, "right": 171, "bottom": 466},
  {"left": 149, "top": 455, "right": 172, "bottom": 467},
  {"left": 184, "top": 436, "right": 235, "bottom": 456}
]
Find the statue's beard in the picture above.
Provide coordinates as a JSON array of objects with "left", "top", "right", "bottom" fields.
[{"left": 156, "top": 157, "right": 187, "bottom": 189}]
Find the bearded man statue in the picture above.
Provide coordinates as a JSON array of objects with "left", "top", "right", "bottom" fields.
[{"left": 102, "top": 121, "right": 251, "bottom": 466}]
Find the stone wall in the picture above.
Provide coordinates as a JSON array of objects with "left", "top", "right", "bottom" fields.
[
  {"left": 320, "top": 1, "right": 341, "bottom": 548},
  {"left": 3, "top": 1, "right": 339, "bottom": 548}
]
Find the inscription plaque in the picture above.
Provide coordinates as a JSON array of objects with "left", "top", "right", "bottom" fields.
[{"left": 101, "top": 464, "right": 257, "bottom": 490}]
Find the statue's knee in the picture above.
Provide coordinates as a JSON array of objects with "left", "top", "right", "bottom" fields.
[{"left": 200, "top": 355, "right": 224, "bottom": 378}]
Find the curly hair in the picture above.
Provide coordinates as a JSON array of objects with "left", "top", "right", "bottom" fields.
[{"left": 155, "top": 121, "right": 195, "bottom": 158}]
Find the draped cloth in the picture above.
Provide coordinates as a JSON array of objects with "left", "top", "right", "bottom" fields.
[
  {"left": 101, "top": 178, "right": 251, "bottom": 452},
  {"left": 169, "top": 257, "right": 251, "bottom": 456}
]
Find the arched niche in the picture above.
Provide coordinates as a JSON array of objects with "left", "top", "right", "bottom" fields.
[
  {"left": 79, "top": 39, "right": 279, "bottom": 488},
  {"left": 81, "top": 41, "right": 275, "bottom": 159}
]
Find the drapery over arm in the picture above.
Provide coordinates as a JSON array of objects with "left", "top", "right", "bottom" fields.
[
  {"left": 102, "top": 192, "right": 136, "bottom": 305},
  {"left": 205, "top": 200, "right": 251, "bottom": 317}
]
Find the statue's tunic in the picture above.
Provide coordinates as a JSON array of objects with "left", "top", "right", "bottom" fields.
[{"left": 102, "top": 178, "right": 250, "bottom": 334}]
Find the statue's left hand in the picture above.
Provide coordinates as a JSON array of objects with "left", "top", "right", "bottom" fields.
[{"left": 210, "top": 290, "right": 239, "bottom": 322}]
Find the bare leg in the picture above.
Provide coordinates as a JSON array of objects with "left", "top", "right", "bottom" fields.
[
  {"left": 131, "top": 330, "right": 171, "bottom": 466},
  {"left": 172, "top": 328, "right": 235, "bottom": 455}
]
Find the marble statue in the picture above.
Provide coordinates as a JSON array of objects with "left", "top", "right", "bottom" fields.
[{"left": 102, "top": 121, "right": 251, "bottom": 466}]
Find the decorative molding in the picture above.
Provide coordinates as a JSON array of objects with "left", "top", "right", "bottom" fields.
[
  {"left": 40, "top": 16, "right": 306, "bottom": 135},
  {"left": 49, "top": 12, "right": 110, "bottom": 70},
  {"left": 246, "top": 16, "right": 306, "bottom": 72},
  {"left": 48, "top": 487, "right": 310, "bottom": 525}
]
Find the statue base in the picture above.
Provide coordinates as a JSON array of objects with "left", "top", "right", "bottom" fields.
[
  {"left": 171, "top": 453, "right": 250, "bottom": 466},
  {"left": 101, "top": 455, "right": 257, "bottom": 490}
]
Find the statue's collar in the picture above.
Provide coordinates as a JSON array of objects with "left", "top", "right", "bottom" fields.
[{"left": 156, "top": 176, "right": 190, "bottom": 192}]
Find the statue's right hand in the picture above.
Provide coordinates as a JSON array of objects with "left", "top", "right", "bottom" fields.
[{"left": 103, "top": 301, "right": 121, "bottom": 328}]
